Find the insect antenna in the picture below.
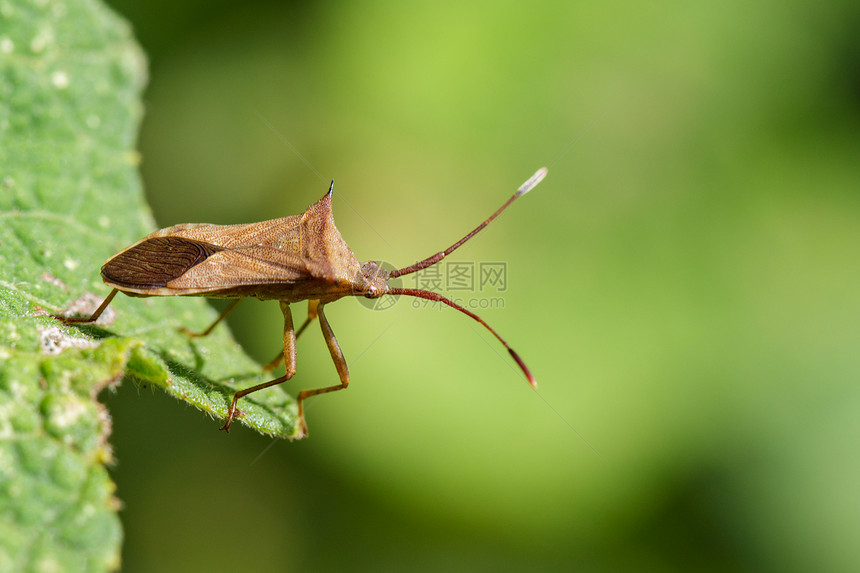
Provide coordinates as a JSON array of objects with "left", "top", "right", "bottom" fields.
[
  {"left": 389, "top": 167, "right": 547, "bottom": 278},
  {"left": 387, "top": 168, "right": 547, "bottom": 386},
  {"left": 388, "top": 287, "right": 537, "bottom": 388}
]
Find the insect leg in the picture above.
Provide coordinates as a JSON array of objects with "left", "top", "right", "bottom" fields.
[
  {"left": 262, "top": 299, "right": 320, "bottom": 372},
  {"left": 295, "top": 302, "right": 350, "bottom": 438},
  {"left": 220, "top": 301, "right": 297, "bottom": 433},
  {"left": 54, "top": 288, "right": 119, "bottom": 324},
  {"left": 181, "top": 298, "right": 241, "bottom": 338}
]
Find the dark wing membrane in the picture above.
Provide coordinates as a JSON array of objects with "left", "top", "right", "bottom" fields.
[{"left": 102, "top": 236, "right": 224, "bottom": 289}]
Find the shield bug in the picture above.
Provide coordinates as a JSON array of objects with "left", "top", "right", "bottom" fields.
[{"left": 55, "top": 167, "right": 547, "bottom": 437}]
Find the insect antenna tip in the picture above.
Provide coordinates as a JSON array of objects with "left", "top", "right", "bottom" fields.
[
  {"left": 508, "top": 348, "right": 537, "bottom": 388},
  {"left": 515, "top": 167, "right": 548, "bottom": 197}
]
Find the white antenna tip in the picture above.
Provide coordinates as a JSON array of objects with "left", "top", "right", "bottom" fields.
[{"left": 516, "top": 167, "right": 548, "bottom": 197}]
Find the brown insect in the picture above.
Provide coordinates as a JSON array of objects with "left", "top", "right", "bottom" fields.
[{"left": 55, "top": 167, "right": 547, "bottom": 437}]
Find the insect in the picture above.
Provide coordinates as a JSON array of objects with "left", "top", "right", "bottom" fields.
[{"left": 55, "top": 167, "right": 548, "bottom": 437}]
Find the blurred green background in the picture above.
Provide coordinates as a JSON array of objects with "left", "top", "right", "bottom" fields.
[{"left": 100, "top": 1, "right": 860, "bottom": 571}]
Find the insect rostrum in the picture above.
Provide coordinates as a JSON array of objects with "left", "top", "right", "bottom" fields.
[{"left": 55, "top": 168, "right": 547, "bottom": 438}]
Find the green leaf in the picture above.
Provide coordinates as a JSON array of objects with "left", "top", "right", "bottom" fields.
[{"left": 0, "top": 0, "right": 300, "bottom": 568}]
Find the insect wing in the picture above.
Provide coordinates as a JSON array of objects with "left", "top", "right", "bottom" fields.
[
  {"left": 101, "top": 235, "right": 224, "bottom": 289},
  {"left": 162, "top": 245, "right": 310, "bottom": 292},
  {"left": 102, "top": 217, "right": 312, "bottom": 295}
]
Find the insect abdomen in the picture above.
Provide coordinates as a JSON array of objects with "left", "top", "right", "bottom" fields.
[{"left": 102, "top": 236, "right": 224, "bottom": 289}]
